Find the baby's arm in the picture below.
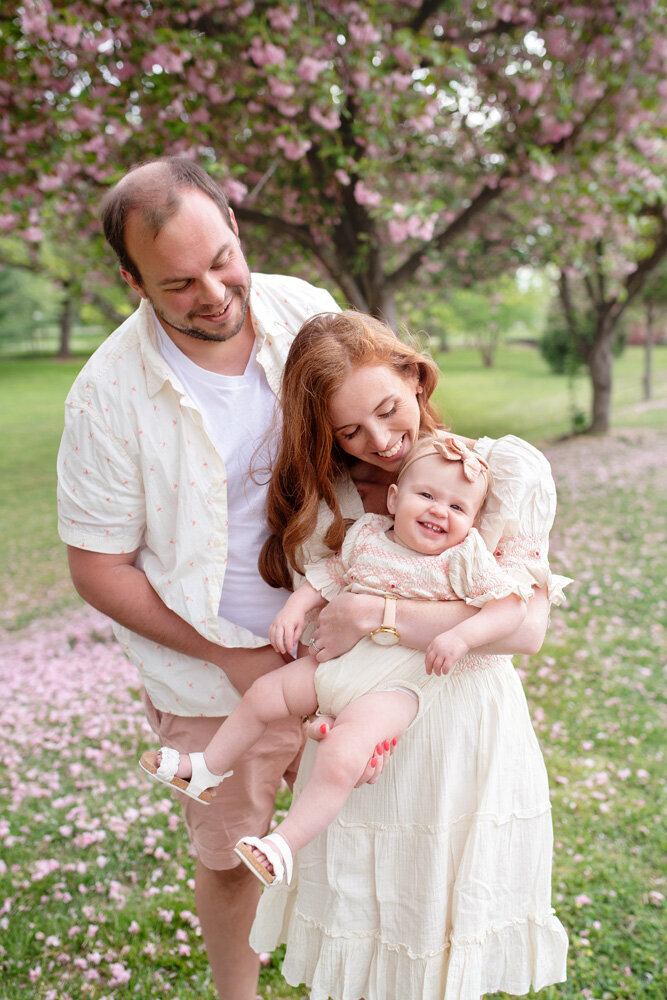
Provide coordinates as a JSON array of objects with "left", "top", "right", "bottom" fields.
[
  {"left": 269, "top": 581, "right": 327, "bottom": 655},
  {"left": 425, "top": 593, "right": 527, "bottom": 676}
]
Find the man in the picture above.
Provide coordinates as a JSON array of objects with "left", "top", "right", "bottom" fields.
[{"left": 57, "top": 157, "right": 340, "bottom": 999}]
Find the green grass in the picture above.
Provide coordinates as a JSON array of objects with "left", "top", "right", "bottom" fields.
[
  {"left": 0, "top": 355, "right": 91, "bottom": 628},
  {"left": 1, "top": 345, "right": 665, "bottom": 999}
]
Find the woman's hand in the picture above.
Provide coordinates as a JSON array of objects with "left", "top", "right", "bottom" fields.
[
  {"left": 310, "top": 591, "right": 383, "bottom": 661},
  {"left": 307, "top": 716, "right": 398, "bottom": 785}
]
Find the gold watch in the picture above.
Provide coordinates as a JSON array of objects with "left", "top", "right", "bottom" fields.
[{"left": 369, "top": 594, "right": 400, "bottom": 646}]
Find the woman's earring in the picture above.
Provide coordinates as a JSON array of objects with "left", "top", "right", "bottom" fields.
[{"left": 416, "top": 385, "right": 423, "bottom": 395}]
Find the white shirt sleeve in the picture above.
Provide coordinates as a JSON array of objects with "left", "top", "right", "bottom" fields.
[{"left": 57, "top": 404, "right": 146, "bottom": 553}]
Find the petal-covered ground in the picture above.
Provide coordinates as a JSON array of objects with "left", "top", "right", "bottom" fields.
[{"left": 1, "top": 428, "right": 665, "bottom": 999}]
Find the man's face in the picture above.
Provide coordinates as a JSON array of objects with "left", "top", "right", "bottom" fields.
[{"left": 121, "top": 189, "right": 252, "bottom": 345}]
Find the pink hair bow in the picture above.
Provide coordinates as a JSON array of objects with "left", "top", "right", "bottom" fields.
[
  {"left": 433, "top": 436, "right": 489, "bottom": 483},
  {"left": 398, "top": 433, "right": 489, "bottom": 483}
]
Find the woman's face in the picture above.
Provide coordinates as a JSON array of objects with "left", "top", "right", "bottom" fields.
[{"left": 328, "top": 364, "right": 421, "bottom": 470}]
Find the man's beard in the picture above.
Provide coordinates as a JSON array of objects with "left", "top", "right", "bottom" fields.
[{"left": 152, "top": 287, "right": 250, "bottom": 343}]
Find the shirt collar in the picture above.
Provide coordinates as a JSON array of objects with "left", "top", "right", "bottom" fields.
[
  {"left": 136, "top": 300, "right": 184, "bottom": 399},
  {"left": 139, "top": 282, "right": 282, "bottom": 398}
]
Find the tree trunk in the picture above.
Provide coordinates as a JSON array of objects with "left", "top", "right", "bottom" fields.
[
  {"left": 643, "top": 301, "right": 654, "bottom": 401},
  {"left": 587, "top": 315, "right": 615, "bottom": 434},
  {"left": 480, "top": 345, "right": 495, "bottom": 368},
  {"left": 57, "top": 284, "right": 74, "bottom": 359},
  {"left": 370, "top": 285, "right": 398, "bottom": 331}
]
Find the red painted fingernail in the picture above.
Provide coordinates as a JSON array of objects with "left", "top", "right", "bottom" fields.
[
  {"left": 370, "top": 757, "right": 377, "bottom": 768},
  {"left": 320, "top": 723, "right": 328, "bottom": 735},
  {"left": 392, "top": 737, "right": 397, "bottom": 746},
  {"left": 376, "top": 744, "right": 382, "bottom": 755},
  {"left": 383, "top": 740, "right": 390, "bottom": 752}
]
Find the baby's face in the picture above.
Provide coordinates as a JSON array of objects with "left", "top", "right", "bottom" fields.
[{"left": 387, "top": 454, "right": 486, "bottom": 555}]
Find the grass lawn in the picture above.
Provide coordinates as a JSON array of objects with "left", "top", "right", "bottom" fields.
[
  {"left": 431, "top": 344, "right": 667, "bottom": 441},
  {"left": 0, "top": 344, "right": 665, "bottom": 998},
  {"left": 0, "top": 356, "right": 92, "bottom": 629}
]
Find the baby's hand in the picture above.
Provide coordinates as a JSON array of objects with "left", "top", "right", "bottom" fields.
[
  {"left": 269, "top": 612, "right": 304, "bottom": 656},
  {"left": 425, "top": 632, "right": 470, "bottom": 676}
]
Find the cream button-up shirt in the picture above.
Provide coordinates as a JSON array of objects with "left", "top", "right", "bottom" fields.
[{"left": 57, "top": 273, "right": 339, "bottom": 716}]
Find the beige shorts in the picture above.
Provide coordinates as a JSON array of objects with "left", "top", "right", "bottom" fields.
[{"left": 142, "top": 691, "right": 305, "bottom": 870}]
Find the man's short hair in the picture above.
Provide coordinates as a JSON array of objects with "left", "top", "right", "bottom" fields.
[{"left": 100, "top": 157, "right": 234, "bottom": 285}]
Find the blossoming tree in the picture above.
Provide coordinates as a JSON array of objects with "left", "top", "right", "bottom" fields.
[{"left": 1, "top": 0, "right": 665, "bottom": 426}]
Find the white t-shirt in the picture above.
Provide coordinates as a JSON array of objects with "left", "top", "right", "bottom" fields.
[{"left": 157, "top": 322, "right": 290, "bottom": 640}]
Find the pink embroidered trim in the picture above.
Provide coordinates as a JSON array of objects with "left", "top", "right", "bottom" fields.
[{"left": 493, "top": 535, "right": 544, "bottom": 566}]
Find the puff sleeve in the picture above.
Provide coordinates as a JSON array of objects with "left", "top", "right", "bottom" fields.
[{"left": 473, "top": 435, "right": 571, "bottom": 605}]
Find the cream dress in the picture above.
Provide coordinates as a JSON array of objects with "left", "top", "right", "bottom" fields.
[{"left": 250, "top": 436, "right": 570, "bottom": 1000}]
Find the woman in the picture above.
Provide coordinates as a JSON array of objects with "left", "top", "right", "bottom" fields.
[{"left": 251, "top": 311, "right": 569, "bottom": 1000}]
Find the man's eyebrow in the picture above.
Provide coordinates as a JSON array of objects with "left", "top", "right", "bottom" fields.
[
  {"left": 334, "top": 394, "right": 394, "bottom": 431},
  {"left": 158, "top": 243, "right": 229, "bottom": 286}
]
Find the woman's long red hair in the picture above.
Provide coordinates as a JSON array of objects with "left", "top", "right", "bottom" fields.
[{"left": 259, "top": 311, "right": 442, "bottom": 590}]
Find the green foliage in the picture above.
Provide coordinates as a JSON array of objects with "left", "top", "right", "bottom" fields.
[
  {"left": 401, "top": 270, "right": 553, "bottom": 362},
  {"left": 540, "top": 310, "right": 588, "bottom": 376},
  {"left": 540, "top": 305, "right": 626, "bottom": 376},
  {"left": 0, "top": 265, "right": 61, "bottom": 350}
]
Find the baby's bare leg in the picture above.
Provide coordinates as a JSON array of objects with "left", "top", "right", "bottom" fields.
[
  {"left": 275, "top": 688, "right": 418, "bottom": 855},
  {"left": 172, "top": 655, "right": 319, "bottom": 780}
]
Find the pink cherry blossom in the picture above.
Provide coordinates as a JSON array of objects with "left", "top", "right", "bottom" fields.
[
  {"left": 354, "top": 180, "right": 382, "bottom": 208},
  {"left": 275, "top": 135, "right": 312, "bottom": 161},
  {"left": 297, "top": 56, "right": 329, "bottom": 83},
  {"left": 249, "top": 38, "right": 286, "bottom": 68},
  {"left": 309, "top": 106, "right": 340, "bottom": 131}
]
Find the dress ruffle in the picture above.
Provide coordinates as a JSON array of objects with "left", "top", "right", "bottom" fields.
[{"left": 267, "top": 904, "right": 568, "bottom": 1000}]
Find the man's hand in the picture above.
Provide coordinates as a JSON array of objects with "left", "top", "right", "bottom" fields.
[
  {"left": 425, "top": 631, "right": 469, "bottom": 676},
  {"left": 207, "top": 643, "right": 290, "bottom": 696}
]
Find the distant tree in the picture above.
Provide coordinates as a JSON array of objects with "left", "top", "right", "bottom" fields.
[
  {"left": 629, "top": 263, "right": 667, "bottom": 400},
  {"left": 0, "top": 264, "right": 60, "bottom": 352},
  {"left": 0, "top": 231, "right": 130, "bottom": 357},
  {"left": 537, "top": 218, "right": 667, "bottom": 433},
  {"left": 405, "top": 270, "right": 551, "bottom": 366},
  {"left": 515, "top": 109, "right": 667, "bottom": 433}
]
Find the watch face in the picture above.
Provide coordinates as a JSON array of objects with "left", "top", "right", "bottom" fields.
[{"left": 371, "top": 629, "right": 400, "bottom": 647}]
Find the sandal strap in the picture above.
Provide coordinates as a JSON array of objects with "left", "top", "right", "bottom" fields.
[
  {"left": 262, "top": 832, "right": 293, "bottom": 885},
  {"left": 188, "top": 752, "right": 233, "bottom": 799},
  {"left": 155, "top": 747, "right": 180, "bottom": 781}
]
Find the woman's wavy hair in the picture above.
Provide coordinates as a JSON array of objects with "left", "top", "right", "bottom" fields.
[{"left": 259, "top": 310, "right": 442, "bottom": 590}]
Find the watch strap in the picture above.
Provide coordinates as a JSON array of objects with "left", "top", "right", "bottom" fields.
[{"left": 382, "top": 593, "right": 398, "bottom": 630}]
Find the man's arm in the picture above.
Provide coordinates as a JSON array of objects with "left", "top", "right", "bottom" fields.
[
  {"left": 310, "top": 586, "right": 550, "bottom": 661},
  {"left": 67, "top": 547, "right": 284, "bottom": 694}
]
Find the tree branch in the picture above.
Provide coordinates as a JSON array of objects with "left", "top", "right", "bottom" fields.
[
  {"left": 612, "top": 221, "right": 667, "bottom": 322},
  {"left": 386, "top": 179, "right": 506, "bottom": 289}
]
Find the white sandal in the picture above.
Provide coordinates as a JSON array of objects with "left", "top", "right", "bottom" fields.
[
  {"left": 139, "top": 747, "right": 233, "bottom": 805},
  {"left": 234, "top": 832, "right": 293, "bottom": 886}
]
